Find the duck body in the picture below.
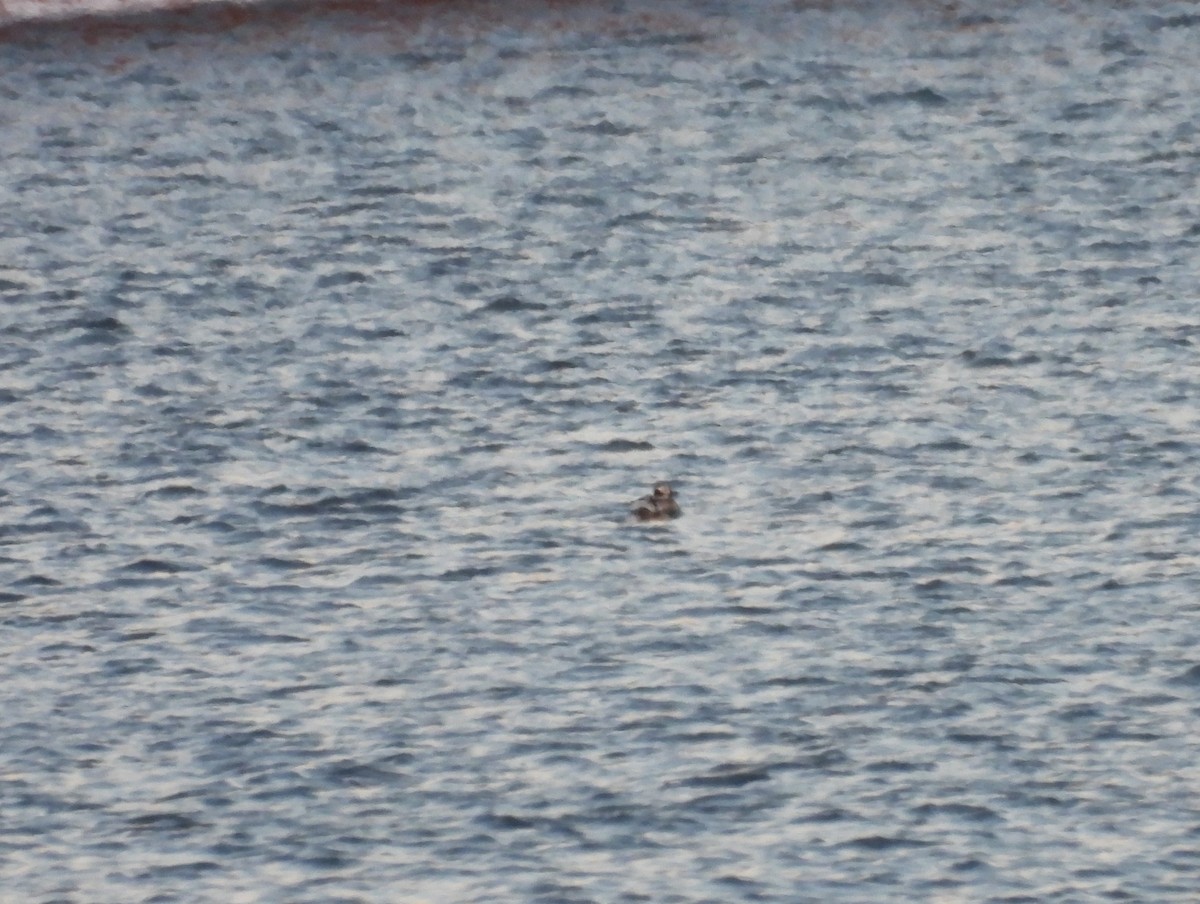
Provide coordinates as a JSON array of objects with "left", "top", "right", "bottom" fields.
[{"left": 631, "top": 482, "right": 681, "bottom": 521}]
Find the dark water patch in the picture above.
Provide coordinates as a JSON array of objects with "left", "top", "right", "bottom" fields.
[
  {"left": 800, "top": 807, "right": 855, "bottom": 824},
  {"left": 948, "top": 733, "right": 1018, "bottom": 750},
  {"left": 530, "top": 357, "right": 581, "bottom": 373},
  {"left": 0, "top": 516, "right": 90, "bottom": 538},
  {"left": 39, "top": 641, "right": 97, "bottom": 656},
  {"left": 914, "top": 438, "right": 973, "bottom": 453},
  {"left": 534, "top": 84, "right": 597, "bottom": 101},
  {"left": 1092, "top": 727, "right": 1162, "bottom": 742},
  {"left": 253, "top": 488, "right": 412, "bottom": 519},
  {"left": 142, "top": 483, "right": 206, "bottom": 500},
  {"left": 781, "top": 748, "right": 851, "bottom": 772},
  {"left": 758, "top": 674, "right": 836, "bottom": 689},
  {"left": 438, "top": 565, "right": 501, "bottom": 582},
  {"left": 662, "top": 729, "right": 739, "bottom": 745},
  {"left": 672, "top": 765, "right": 773, "bottom": 789},
  {"left": 676, "top": 789, "right": 777, "bottom": 817},
  {"left": 120, "top": 558, "right": 190, "bottom": 574},
  {"left": 325, "top": 437, "right": 385, "bottom": 454},
  {"left": 112, "top": 626, "right": 158, "bottom": 643},
  {"left": 597, "top": 438, "right": 653, "bottom": 452},
  {"left": 819, "top": 540, "right": 867, "bottom": 552},
  {"left": 992, "top": 573, "right": 1053, "bottom": 588},
  {"left": 1148, "top": 13, "right": 1200, "bottom": 30},
  {"left": 317, "top": 759, "right": 408, "bottom": 788},
  {"left": 477, "top": 811, "right": 537, "bottom": 831},
  {"left": 471, "top": 294, "right": 549, "bottom": 316},
  {"left": 865, "top": 759, "right": 935, "bottom": 774},
  {"left": 351, "top": 571, "right": 421, "bottom": 588},
  {"left": 1170, "top": 664, "right": 1200, "bottom": 687},
  {"left": 314, "top": 270, "right": 370, "bottom": 289},
  {"left": 15, "top": 573, "right": 63, "bottom": 587},
  {"left": 913, "top": 802, "right": 1000, "bottom": 822},
  {"left": 126, "top": 812, "right": 206, "bottom": 833},
  {"left": 573, "top": 118, "right": 639, "bottom": 137},
  {"left": 843, "top": 835, "right": 935, "bottom": 851},
  {"left": 66, "top": 315, "right": 129, "bottom": 344},
  {"left": 136, "top": 861, "right": 221, "bottom": 880},
  {"left": 0, "top": 277, "right": 34, "bottom": 294},
  {"left": 529, "top": 190, "right": 605, "bottom": 209},
  {"left": 913, "top": 578, "right": 958, "bottom": 597},
  {"left": 103, "top": 656, "right": 160, "bottom": 677},
  {"left": 256, "top": 556, "right": 313, "bottom": 571},
  {"left": 1058, "top": 99, "right": 1120, "bottom": 122},
  {"left": 960, "top": 348, "right": 1041, "bottom": 368},
  {"left": 1120, "top": 693, "right": 1180, "bottom": 710},
  {"left": 868, "top": 87, "right": 950, "bottom": 106},
  {"left": 1085, "top": 238, "right": 1153, "bottom": 256}
]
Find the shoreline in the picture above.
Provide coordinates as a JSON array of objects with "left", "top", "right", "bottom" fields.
[{"left": 0, "top": 0, "right": 475, "bottom": 43}]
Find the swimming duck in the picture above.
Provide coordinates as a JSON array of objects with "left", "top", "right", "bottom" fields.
[{"left": 631, "top": 482, "right": 681, "bottom": 521}]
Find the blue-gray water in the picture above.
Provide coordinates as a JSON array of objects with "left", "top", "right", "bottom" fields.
[{"left": 4, "top": 1, "right": 1200, "bottom": 900}]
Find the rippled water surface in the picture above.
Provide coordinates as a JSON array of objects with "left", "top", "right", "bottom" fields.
[{"left": 5, "top": 1, "right": 1200, "bottom": 900}]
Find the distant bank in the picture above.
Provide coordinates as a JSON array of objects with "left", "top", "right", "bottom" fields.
[
  {"left": 3, "top": 0, "right": 254, "bottom": 24},
  {"left": 1, "top": 0, "right": 470, "bottom": 38},
  {"left": 9, "top": 0, "right": 562, "bottom": 48}
]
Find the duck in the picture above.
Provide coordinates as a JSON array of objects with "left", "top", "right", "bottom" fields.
[{"left": 631, "top": 482, "right": 681, "bottom": 521}]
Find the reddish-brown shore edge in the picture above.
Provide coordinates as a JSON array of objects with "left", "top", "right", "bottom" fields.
[{"left": 0, "top": 0, "right": 583, "bottom": 45}]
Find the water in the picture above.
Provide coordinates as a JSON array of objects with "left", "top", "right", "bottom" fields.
[{"left": 4, "top": 1, "right": 1200, "bottom": 900}]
